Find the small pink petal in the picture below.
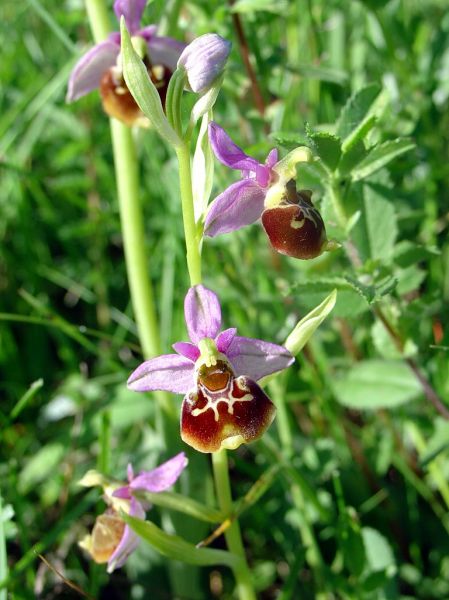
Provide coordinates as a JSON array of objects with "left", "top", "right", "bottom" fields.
[
  {"left": 172, "top": 341, "right": 200, "bottom": 362},
  {"left": 130, "top": 452, "right": 188, "bottom": 493},
  {"left": 184, "top": 285, "right": 222, "bottom": 344},
  {"left": 215, "top": 328, "right": 237, "bottom": 353},
  {"left": 67, "top": 40, "right": 119, "bottom": 102},
  {"left": 227, "top": 336, "right": 294, "bottom": 381},
  {"left": 208, "top": 122, "right": 261, "bottom": 172}
]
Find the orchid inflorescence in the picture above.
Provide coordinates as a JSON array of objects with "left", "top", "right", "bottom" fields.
[{"left": 68, "top": 0, "right": 335, "bottom": 578}]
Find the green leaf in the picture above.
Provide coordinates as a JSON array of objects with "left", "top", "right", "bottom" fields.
[
  {"left": 351, "top": 138, "right": 415, "bottom": 181},
  {"left": 291, "top": 64, "right": 348, "bottom": 86},
  {"left": 351, "top": 185, "right": 398, "bottom": 262},
  {"left": 341, "top": 114, "right": 377, "bottom": 154},
  {"left": 284, "top": 290, "right": 337, "bottom": 355},
  {"left": 231, "top": 0, "right": 288, "bottom": 14},
  {"left": 120, "top": 18, "right": 180, "bottom": 147},
  {"left": 334, "top": 360, "right": 422, "bottom": 409},
  {"left": 18, "top": 443, "right": 65, "bottom": 493},
  {"left": 338, "top": 139, "right": 369, "bottom": 176},
  {"left": 123, "top": 514, "right": 241, "bottom": 569},
  {"left": 337, "top": 83, "right": 381, "bottom": 141},
  {"left": 362, "top": 527, "right": 396, "bottom": 574},
  {"left": 306, "top": 127, "right": 342, "bottom": 172},
  {"left": 138, "top": 491, "right": 224, "bottom": 524},
  {"left": 344, "top": 275, "right": 397, "bottom": 305},
  {"left": 337, "top": 509, "right": 366, "bottom": 577}
]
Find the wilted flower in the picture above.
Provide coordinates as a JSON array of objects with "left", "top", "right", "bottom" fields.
[
  {"left": 79, "top": 453, "right": 187, "bottom": 572},
  {"left": 127, "top": 285, "right": 293, "bottom": 453},
  {"left": 205, "top": 122, "right": 329, "bottom": 259},
  {"left": 177, "top": 33, "right": 231, "bottom": 93},
  {"left": 67, "top": 0, "right": 185, "bottom": 125}
]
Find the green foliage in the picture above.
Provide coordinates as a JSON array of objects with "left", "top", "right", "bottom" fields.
[{"left": 2, "top": 0, "right": 449, "bottom": 598}]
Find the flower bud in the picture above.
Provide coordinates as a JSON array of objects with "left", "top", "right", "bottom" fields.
[
  {"left": 177, "top": 33, "right": 231, "bottom": 93},
  {"left": 261, "top": 180, "right": 328, "bottom": 259}
]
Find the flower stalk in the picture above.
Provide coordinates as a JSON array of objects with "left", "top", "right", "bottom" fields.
[
  {"left": 174, "top": 138, "right": 255, "bottom": 597},
  {"left": 84, "top": 0, "right": 173, "bottom": 417}
]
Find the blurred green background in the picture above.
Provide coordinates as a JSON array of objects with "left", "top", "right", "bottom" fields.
[{"left": 1, "top": 0, "right": 449, "bottom": 597}]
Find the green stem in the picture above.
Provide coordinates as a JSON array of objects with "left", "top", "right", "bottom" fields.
[
  {"left": 212, "top": 451, "right": 256, "bottom": 600},
  {"left": 327, "top": 178, "right": 347, "bottom": 230},
  {"left": 271, "top": 381, "right": 327, "bottom": 597},
  {"left": 85, "top": 0, "right": 173, "bottom": 419},
  {"left": 176, "top": 139, "right": 254, "bottom": 598},
  {"left": 175, "top": 142, "right": 202, "bottom": 285}
]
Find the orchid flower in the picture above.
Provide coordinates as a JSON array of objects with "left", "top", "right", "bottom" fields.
[
  {"left": 127, "top": 285, "right": 294, "bottom": 453},
  {"left": 67, "top": 0, "right": 185, "bottom": 125},
  {"left": 79, "top": 452, "right": 187, "bottom": 572},
  {"left": 204, "top": 122, "right": 330, "bottom": 259}
]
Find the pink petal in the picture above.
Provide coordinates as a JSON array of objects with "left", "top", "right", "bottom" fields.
[
  {"left": 184, "top": 285, "right": 222, "bottom": 344},
  {"left": 215, "top": 328, "right": 237, "bottom": 353},
  {"left": 227, "top": 336, "right": 294, "bottom": 381},
  {"left": 147, "top": 35, "right": 187, "bottom": 72},
  {"left": 127, "top": 354, "right": 194, "bottom": 394},
  {"left": 204, "top": 179, "right": 266, "bottom": 237},
  {"left": 172, "top": 341, "right": 200, "bottom": 362},
  {"left": 107, "top": 498, "right": 145, "bottom": 572},
  {"left": 114, "top": 0, "right": 146, "bottom": 33},
  {"left": 66, "top": 40, "right": 119, "bottom": 102},
  {"left": 265, "top": 148, "right": 279, "bottom": 169},
  {"left": 208, "top": 122, "right": 261, "bottom": 172},
  {"left": 130, "top": 452, "right": 188, "bottom": 493}
]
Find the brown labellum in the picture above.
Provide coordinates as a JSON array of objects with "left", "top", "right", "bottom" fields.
[
  {"left": 262, "top": 180, "right": 327, "bottom": 259},
  {"left": 181, "top": 361, "right": 276, "bottom": 453},
  {"left": 100, "top": 61, "right": 172, "bottom": 126},
  {"left": 89, "top": 510, "right": 125, "bottom": 564}
]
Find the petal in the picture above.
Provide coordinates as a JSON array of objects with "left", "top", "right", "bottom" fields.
[
  {"left": 208, "top": 122, "right": 261, "bottom": 172},
  {"left": 181, "top": 376, "right": 276, "bottom": 453},
  {"left": 127, "top": 354, "right": 194, "bottom": 394},
  {"left": 172, "top": 341, "right": 200, "bottom": 362},
  {"left": 185, "top": 285, "right": 222, "bottom": 344},
  {"left": 215, "top": 328, "right": 237, "bottom": 353},
  {"left": 107, "top": 499, "right": 145, "bottom": 572},
  {"left": 114, "top": 0, "right": 146, "bottom": 33},
  {"left": 66, "top": 41, "right": 119, "bottom": 102},
  {"left": 204, "top": 179, "right": 266, "bottom": 237},
  {"left": 130, "top": 452, "right": 188, "bottom": 493},
  {"left": 227, "top": 336, "right": 294, "bottom": 381},
  {"left": 177, "top": 34, "right": 231, "bottom": 93},
  {"left": 265, "top": 148, "right": 278, "bottom": 169},
  {"left": 147, "top": 35, "right": 187, "bottom": 72}
]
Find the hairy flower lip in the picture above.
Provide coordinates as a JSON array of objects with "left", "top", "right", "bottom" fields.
[{"left": 127, "top": 285, "right": 294, "bottom": 452}]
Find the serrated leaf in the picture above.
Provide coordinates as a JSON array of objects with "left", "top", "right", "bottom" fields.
[
  {"left": 337, "top": 83, "right": 381, "bottom": 141},
  {"left": 351, "top": 138, "right": 415, "bottom": 181},
  {"left": 123, "top": 514, "right": 241, "bottom": 569},
  {"left": 306, "top": 127, "right": 342, "bottom": 171},
  {"left": 334, "top": 360, "right": 421, "bottom": 409},
  {"left": 338, "top": 139, "right": 369, "bottom": 176}
]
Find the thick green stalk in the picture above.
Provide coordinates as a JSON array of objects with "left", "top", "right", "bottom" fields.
[
  {"left": 176, "top": 139, "right": 254, "bottom": 599},
  {"left": 84, "top": 0, "right": 174, "bottom": 418},
  {"left": 212, "top": 451, "right": 256, "bottom": 600}
]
